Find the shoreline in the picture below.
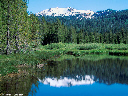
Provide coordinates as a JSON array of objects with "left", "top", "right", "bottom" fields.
[{"left": 0, "top": 43, "right": 128, "bottom": 76}]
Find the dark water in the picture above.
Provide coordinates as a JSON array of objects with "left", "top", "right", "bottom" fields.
[{"left": 1, "top": 58, "right": 128, "bottom": 96}]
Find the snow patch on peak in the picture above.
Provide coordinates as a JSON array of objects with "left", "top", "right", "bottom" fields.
[{"left": 36, "top": 7, "right": 94, "bottom": 18}]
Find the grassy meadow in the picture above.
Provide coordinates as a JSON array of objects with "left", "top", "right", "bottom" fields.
[
  {"left": 0, "top": 43, "right": 128, "bottom": 76},
  {"left": 38, "top": 42, "right": 128, "bottom": 56}
]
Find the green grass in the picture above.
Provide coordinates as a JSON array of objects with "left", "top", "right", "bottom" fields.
[
  {"left": 0, "top": 43, "right": 128, "bottom": 76},
  {"left": 52, "top": 54, "right": 128, "bottom": 61},
  {"left": 0, "top": 50, "right": 63, "bottom": 76},
  {"left": 39, "top": 42, "right": 128, "bottom": 50},
  {"left": 38, "top": 42, "right": 128, "bottom": 56}
]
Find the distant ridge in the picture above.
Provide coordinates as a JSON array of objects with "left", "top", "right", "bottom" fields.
[{"left": 36, "top": 7, "right": 94, "bottom": 19}]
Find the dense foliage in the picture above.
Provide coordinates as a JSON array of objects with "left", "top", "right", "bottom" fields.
[
  {"left": 41, "top": 9, "right": 128, "bottom": 44},
  {"left": 1, "top": 0, "right": 128, "bottom": 55},
  {"left": 0, "top": 0, "right": 40, "bottom": 54}
]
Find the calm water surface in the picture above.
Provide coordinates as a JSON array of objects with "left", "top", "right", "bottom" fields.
[{"left": 1, "top": 57, "right": 128, "bottom": 96}]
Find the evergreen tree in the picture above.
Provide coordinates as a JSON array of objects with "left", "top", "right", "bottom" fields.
[
  {"left": 6, "top": 0, "right": 11, "bottom": 54},
  {"left": 56, "top": 19, "right": 65, "bottom": 43},
  {"left": 28, "top": 14, "right": 40, "bottom": 47},
  {"left": 89, "top": 32, "right": 95, "bottom": 43},
  {"left": 51, "top": 24, "right": 57, "bottom": 43},
  {"left": 40, "top": 17, "right": 49, "bottom": 45},
  {"left": 84, "top": 31, "right": 89, "bottom": 43},
  {"left": 104, "top": 32, "right": 109, "bottom": 44},
  {"left": 95, "top": 32, "right": 100, "bottom": 43},
  {"left": 64, "top": 25, "right": 69, "bottom": 43},
  {"left": 117, "top": 32, "right": 122, "bottom": 44},
  {"left": 70, "top": 26, "right": 77, "bottom": 43},
  {"left": 13, "top": 0, "right": 28, "bottom": 53},
  {"left": 77, "top": 29, "right": 84, "bottom": 44},
  {"left": 126, "top": 30, "right": 128, "bottom": 44},
  {"left": 1, "top": 0, "right": 29, "bottom": 54},
  {"left": 113, "top": 33, "right": 118, "bottom": 44},
  {"left": 109, "top": 30, "right": 113, "bottom": 44},
  {"left": 100, "top": 33, "right": 103, "bottom": 43}
]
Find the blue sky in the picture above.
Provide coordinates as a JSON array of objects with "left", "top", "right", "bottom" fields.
[{"left": 27, "top": 0, "right": 128, "bottom": 13}]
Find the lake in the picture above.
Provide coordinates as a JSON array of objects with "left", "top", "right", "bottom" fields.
[{"left": 0, "top": 57, "right": 128, "bottom": 96}]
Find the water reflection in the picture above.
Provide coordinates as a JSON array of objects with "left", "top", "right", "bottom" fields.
[
  {"left": 38, "top": 58, "right": 128, "bottom": 85},
  {"left": 0, "top": 57, "right": 128, "bottom": 95},
  {"left": 0, "top": 68, "right": 39, "bottom": 96},
  {"left": 38, "top": 75, "right": 94, "bottom": 87}
]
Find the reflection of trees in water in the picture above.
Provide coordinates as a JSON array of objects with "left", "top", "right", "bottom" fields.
[
  {"left": 84, "top": 59, "right": 128, "bottom": 85},
  {"left": 0, "top": 68, "right": 39, "bottom": 95},
  {"left": 1, "top": 58, "right": 128, "bottom": 95},
  {"left": 41, "top": 58, "right": 128, "bottom": 85}
]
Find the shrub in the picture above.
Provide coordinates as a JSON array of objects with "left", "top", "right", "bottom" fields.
[
  {"left": 44, "top": 43, "right": 65, "bottom": 50},
  {"left": 77, "top": 44, "right": 98, "bottom": 50}
]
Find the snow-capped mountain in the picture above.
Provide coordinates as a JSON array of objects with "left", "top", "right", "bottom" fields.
[{"left": 36, "top": 7, "right": 94, "bottom": 19}]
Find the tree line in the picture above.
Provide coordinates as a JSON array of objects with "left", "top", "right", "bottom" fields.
[
  {"left": 41, "top": 9, "right": 128, "bottom": 45},
  {"left": 1, "top": 0, "right": 128, "bottom": 55}
]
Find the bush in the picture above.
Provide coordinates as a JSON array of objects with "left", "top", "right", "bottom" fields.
[
  {"left": 105, "top": 46, "right": 114, "bottom": 50},
  {"left": 77, "top": 44, "right": 98, "bottom": 50},
  {"left": 117, "top": 46, "right": 128, "bottom": 50},
  {"left": 44, "top": 43, "right": 65, "bottom": 50},
  {"left": 105, "top": 44, "right": 128, "bottom": 50}
]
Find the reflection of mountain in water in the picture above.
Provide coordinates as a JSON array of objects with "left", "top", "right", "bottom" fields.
[
  {"left": 38, "top": 58, "right": 128, "bottom": 85},
  {"left": 38, "top": 75, "right": 94, "bottom": 87},
  {"left": 1, "top": 58, "right": 128, "bottom": 95}
]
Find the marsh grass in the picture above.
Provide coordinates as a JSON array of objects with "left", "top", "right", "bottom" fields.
[
  {"left": 53, "top": 54, "right": 128, "bottom": 62},
  {"left": 77, "top": 43, "right": 99, "bottom": 50},
  {"left": 105, "top": 44, "right": 128, "bottom": 50},
  {"left": 0, "top": 50, "right": 63, "bottom": 76},
  {"left": 40, "top": 42, "right": 128, "bottom": 51},
  {"left": 38, "top": 42, "right": 128, "bottom": 56},
  {"left": 1, "top": 43, "right": 128, "bottom": 76}
]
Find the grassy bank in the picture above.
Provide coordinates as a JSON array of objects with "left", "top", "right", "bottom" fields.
[
  {"left": 0, "top": 43, "right": 128, "bottom": 76},
  {"left": 38, "top": 42, "right": 128, "bottom": 56},
  {"left": 0, "top": 51, "right": 62, "bottom": 76}
]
